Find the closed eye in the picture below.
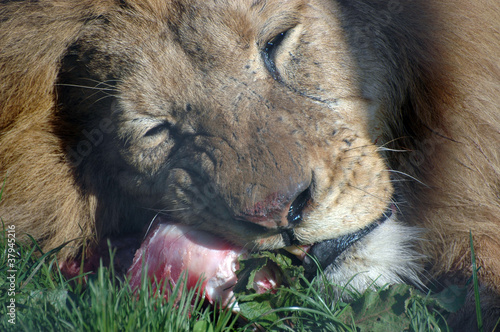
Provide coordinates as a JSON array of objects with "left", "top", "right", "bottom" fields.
[
  {"left": 262, "top": 30, "right": 290, "bottom": 81},
  {"left": 144, "top": 122, "right": 171, "bottom": 137}
]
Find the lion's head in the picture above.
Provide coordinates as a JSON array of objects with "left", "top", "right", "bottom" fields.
[
  {"left": 55, "top": 0, "right": 422, "bottom": 289},
  {"left": 1, "top": 0, "right": 499, "bottom": 327}
]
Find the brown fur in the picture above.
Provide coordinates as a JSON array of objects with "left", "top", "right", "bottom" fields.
[{"left": 1, "top": 0, "right": 499, "bottom": 328}]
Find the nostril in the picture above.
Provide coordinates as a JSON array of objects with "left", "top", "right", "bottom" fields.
[
  {"left": 239, "top": 181, "right": 312, "bottom": 229},
  {"left": 287, "top": 187, "right": 311, "bottom": 225}
]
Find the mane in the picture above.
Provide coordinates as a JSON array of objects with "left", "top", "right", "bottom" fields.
[
  {"left": 334, "top": 0, "right": 500, "bottom": 286},
  {"left": 408, "top": 1, "right": 500, "bottom": 280},
  {"left": 0, "top": 1, "right": 104, "bottom": 258}
]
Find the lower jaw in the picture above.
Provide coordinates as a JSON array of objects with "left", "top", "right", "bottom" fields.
[{"left": 302, "top": 205, "right": 395, "bottom": 277}]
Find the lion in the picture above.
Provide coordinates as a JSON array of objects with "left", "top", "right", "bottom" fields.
[{"left": 1, "top": 0, "right": 498, "bottom": 328}]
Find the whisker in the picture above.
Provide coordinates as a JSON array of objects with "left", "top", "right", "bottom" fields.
[
  {"left": 388, "top": 178, "right": 413, "bottom": 183},
  {"left": 80, "top": 78, "right": 120, "bottom": 88},
  {"left": 55, "top": 83, "right": 117, "bottom": 92},
  {"left": 141, "top": 206, "right": 189, "bottom": 240},
  {"left": 390, "top": 196, "right": 406, "bottom": 215},
  {"left": 376, "top": 136, "right": 411, "bottom": 148},
  {"left": 348, "top": 184, "right": 388, "bottom": 203},
  {"left": 343, "top": 144, "right": 372, "bottom": 151},
  {"left": 384, "top": 170, "right": 429, "bottom": 187},
  {"left": 56, "top": 82, "right": 118, "bottom": 105},
  {"left": 92, "top": 94, "right": 115, "bottom": 105},
  {"left": 142, "top": 206, "right": 189, "bottom": 215},
  {"left": 158, "top": 207, "right": 189, "bottom": 214},
  {"left": 376, "top": 146, "right": 410, "bottom": 153},
  {"left": 143, "top": 212, "right": 160, "bottom": 241}
]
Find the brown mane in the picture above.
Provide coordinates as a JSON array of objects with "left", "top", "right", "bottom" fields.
[{"left": 0, "top": 1, "right": 101, "bottom": 256}]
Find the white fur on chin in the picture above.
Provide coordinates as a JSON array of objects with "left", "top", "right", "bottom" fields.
[{"left": 323, "top": 217, "right": 424, "bottom": 297}]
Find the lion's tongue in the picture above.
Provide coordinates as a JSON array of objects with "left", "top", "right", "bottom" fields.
[{"left": 127, "top": 223, "right": 279, "bottom": 307}]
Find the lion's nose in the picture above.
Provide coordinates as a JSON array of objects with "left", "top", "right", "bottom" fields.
[
  {"left": 239, "top": 183, "right": 311, "bottom": 229},
  {"left": 286, "top": 187, "right": 311, "bottom": 225}
]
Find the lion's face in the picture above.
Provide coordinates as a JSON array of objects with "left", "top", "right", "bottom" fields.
[{"left": 57, "top": 0, "right": 418, "bottom": 288}]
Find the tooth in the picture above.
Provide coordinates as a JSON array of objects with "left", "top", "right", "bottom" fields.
[{"left": 284, "top": 245, "right": 309, "bottom": 260}]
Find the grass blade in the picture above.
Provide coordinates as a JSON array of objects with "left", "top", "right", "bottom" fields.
[{"left": 470, "top": 231, "right": 483, "bottom": 332}]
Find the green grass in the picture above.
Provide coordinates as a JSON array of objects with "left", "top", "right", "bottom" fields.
[
  {"left": 0, "top": 232, "right": 239, "bottom": 332},
  {"left": 0, "top": 228, "right": 456, "bottom": 332},
  {"left": 0, "top": 177, "right": 458, "bottom": 332}
]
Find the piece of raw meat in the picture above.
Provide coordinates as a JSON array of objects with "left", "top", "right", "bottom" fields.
[{"left": 127, "top": 222, "right": 280, "bottom": 307}]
